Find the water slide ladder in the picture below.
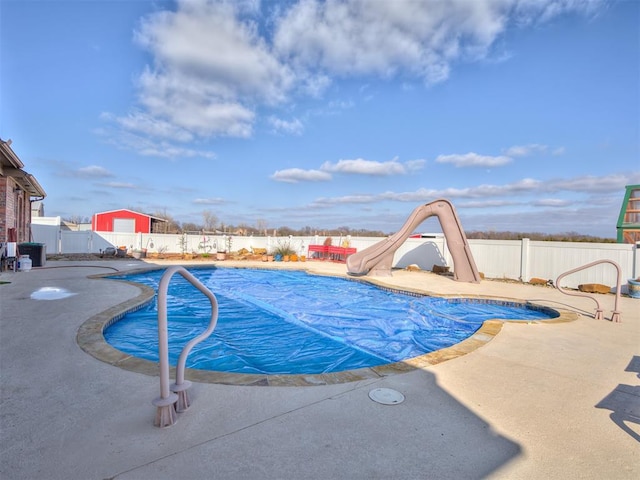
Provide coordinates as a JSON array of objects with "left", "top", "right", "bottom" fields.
[
  {"left": 153, "top": 266, "right": 219, "bottom": 428},
  {"left": 555, "top": 260, "right": 622, "bottom": 323}
]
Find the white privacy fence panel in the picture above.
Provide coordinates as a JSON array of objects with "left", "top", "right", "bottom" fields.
[
  {"left": 91, "top": 232, "right": 137, "bottom": 252},
  {"left": 526, "top": 241, "right": 636, "bottom": 287},
  {"left": 35, "top": 227, "right": 639, "bottom": 289},
  {"left": 466, "top": 240, "right": 637, "bottom": 288},
  {"left": 89, "top": 233, "right": 318, "bottom": 256},
  {"left": 60, "top": 231, "right": 93, "bottom": 253},
  {"left": 468, "top": 240, "right": 524, "bottom": 280},
  {"left": 30, "top": 224, "right": 60, "bottom": 254}
]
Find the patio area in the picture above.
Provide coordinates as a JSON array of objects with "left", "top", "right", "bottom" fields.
[{"left": 1, "top": 259, "right": 638, "bottom": 479}]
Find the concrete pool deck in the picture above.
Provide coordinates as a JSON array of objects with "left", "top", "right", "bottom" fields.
[{"left": 1, "top": 259, "right": 638, "bottom": 479}]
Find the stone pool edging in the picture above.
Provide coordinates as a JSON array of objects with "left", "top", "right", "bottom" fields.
[{"left": 77, "top": 265, "right": 577, "bottom": 387}]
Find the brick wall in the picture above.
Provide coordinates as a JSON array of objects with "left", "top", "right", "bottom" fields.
[
  {"left": 0, "top": 177, "right": 30, "bottom": 243},
  {"left": 0, "top": 178, "right": 10, "bottom": 243}
]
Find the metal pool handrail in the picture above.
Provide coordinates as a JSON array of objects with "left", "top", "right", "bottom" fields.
[
  {"left": 152, "top": 266, "right": 219, "bottom": 428},
  {"left": 555, "top": 260, "right": 622, "bottom": 323}
]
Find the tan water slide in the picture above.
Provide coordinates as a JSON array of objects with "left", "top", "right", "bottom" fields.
[{"left": 346, "top": 199, "right": 481, "bottom": 282}]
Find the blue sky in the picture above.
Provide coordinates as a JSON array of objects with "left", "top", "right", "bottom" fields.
[{"left": 1, "top": 0, "right": 638, "bottom": 237}]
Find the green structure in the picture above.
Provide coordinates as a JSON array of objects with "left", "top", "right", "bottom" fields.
[{"left": 617, "top": 184, "right": 640, "bottom": 243}]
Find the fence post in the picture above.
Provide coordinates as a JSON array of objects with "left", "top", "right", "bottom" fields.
[
  {"left": 441, "top": 235, "right": 450, "bottom": 268},
  {"left": 520, "top": 238, "right": 530, "bottom": 282}
]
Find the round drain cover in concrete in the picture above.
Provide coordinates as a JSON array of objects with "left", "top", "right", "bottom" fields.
[{"left": 369, "top": 388, "right": 405, "bottom": 405}]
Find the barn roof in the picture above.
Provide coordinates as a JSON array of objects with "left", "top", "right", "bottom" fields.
[{"left": 93, "top": 208, "right": 167, "bottom": 223}]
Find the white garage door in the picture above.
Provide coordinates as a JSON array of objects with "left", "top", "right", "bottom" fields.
[{"left": 113, "top": 218, "right": 135, "bottom": 232}]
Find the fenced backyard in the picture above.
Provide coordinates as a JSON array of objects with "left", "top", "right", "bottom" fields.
[{"left": 31, "top": 224, "right": 639, "bottom": 290}]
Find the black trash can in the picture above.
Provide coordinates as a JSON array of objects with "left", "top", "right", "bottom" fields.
[{"left": 18, "top": 242, "right": 46, "bottom": 267}]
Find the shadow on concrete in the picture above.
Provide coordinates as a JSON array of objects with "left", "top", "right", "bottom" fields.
[
  {"left": 624, "top": 355, "right": 640, "bottom": 378},
  {"left": 595, "top": 356, "right": 640, "bottom": 442},
  {"left": 114, "top": 368, "right": 523, "bottom": 479},
  {"left": 396, "top": 241, "right": 446, "bottom": 270}
]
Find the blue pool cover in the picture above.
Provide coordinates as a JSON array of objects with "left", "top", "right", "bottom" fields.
[{"left": 105, "top": 268, "right": 557, "bottom": 375}]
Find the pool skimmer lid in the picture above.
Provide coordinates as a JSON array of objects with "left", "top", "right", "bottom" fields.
[{"left": 369, "top": 388, "right": 405, "bottom": 405}]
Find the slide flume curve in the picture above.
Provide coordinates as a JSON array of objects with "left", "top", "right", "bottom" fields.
[{"left": 346, "top": 199, "right": 481, "bottom": 282}]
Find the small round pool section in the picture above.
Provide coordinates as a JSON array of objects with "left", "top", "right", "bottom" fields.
[{"left": 103, "top": 268, "right": 559, "bottom": 376}]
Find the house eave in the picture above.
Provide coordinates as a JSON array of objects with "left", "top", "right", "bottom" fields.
[
  {"left": 3, "top": 167, "right": 47, "bottom": 198},
  {"left": 0, "top": 138, "right": 25, "bottom": 169}
]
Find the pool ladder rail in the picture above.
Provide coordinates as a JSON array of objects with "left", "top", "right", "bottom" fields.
[
  {"left": 152, "top": 266, "right": 220, "bottom": 428},
  {"left": 555, "top": 259, "right": 622, "bottom": 323}
]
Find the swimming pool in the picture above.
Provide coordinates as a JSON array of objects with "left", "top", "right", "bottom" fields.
[{"left": 103, "top": 268, "right": 559, "bottom": 375}]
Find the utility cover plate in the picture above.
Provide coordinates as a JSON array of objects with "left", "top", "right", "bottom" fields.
[{"left": 369, "top": 388, "right": 405, "bottom": 405}]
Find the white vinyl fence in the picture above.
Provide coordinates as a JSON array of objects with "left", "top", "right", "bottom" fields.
[{"left": 30, "top": 225, "right": 639, "bottom": 290}]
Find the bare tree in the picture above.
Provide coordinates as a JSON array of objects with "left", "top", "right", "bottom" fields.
[
  {"left": 202, "top": 210, "right": 218, "bottom": 232},
  {"left": 151, "top": 209, "right": 181, "bottom": 233},
  {"left": 256, "top": 218, "right": 267, "bottom": 236},
  {"left": 63, "top": 215, "right": 90, "bottom": 224},
  {"left": 181, "top": 222, "right": 201, "bottom": 233},
  {"left": 277, "top": 226, "right": 297, "bottom": 236}
]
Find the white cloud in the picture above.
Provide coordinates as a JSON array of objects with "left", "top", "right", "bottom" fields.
[
  {"left": 308, "top": 99, "right": 355, "bottom": 117},
  {"left": 321, "top": 157, "right": 424, "bottom": 175},
  {"left": 99, "top": 126, "right": 215, "bottom": 159},
  {"left": 310, "top": 177, "right": 547, "bottom": 204},
  {"left": 504, "top": 143, "right": 548, "bottom": 157},
  {"left": 405, "top": 159, "right": 427, "bottom": 172},
  {"left": 270, "top": 156, "right": 424, "bottom": 183},
  {"left": 435, "top": 144, "right": 562, "bottom": 169},
  {"left": 307, "top": 172, "right": 633, "bottom": 210},
  {"left": 103, "top": 0, "right": 607, "bottom": 148},
  {"left": 533, "top": 198, "right": 572, "bottom": 207},
  {"left": 132, "top": 0, "right": 293, "bottom": 138},
  {"left": 99, "top": 182, "right": 138, "bottom": 189},
  {"left": 75, "top": 165, "right": 114, "bottom": 178},
  {"left": 511, "top": 0, "right": 605, "bottom": 26},
  {"left": 193, "top": 197, "right": 226, "bottom": 205},
  {"left": 457, "top": 200, "right": 519, "bottom": 208},
  {"left": 136, "top": 2, "right": 293, "bottom": 103},
  {"left": 461, "top": 203, "right": 614, "bottom": 236},
  {"left": 271, "top": 168, "right": 332, "bottom": 183},
  {"left": 377, "top": 180, "right": 542, "bottom": 202},
  {"left": 311, "top": 194, "right": 378, "bottom": 206},
  {"left": 268, "top": 116, "right": 304, "bottom": 135},
  {"left": 299, "top": 73, "right": 332, "bottom": 97},
  {"left": 546, "top": 173, "right": 640, "bottom": 193},
  {"left": 103, "top": 110, "right": 194, "bottom": 142},
  {"left": 273, "top": 0, "right": 604, "bottom": 86},
  {"left": 135, "top": 142, "right": 216, "bottom": 159},
  {"left": 272, "top": 0, "right": 508, "bottom": 84},
  {"left": 378, "top": 187, "right": 439, "bottom": 203},
  {"left": 435, "top": 152, "right": 512, "bottom": 167},
  {"left": 136, "top": 67, "right": 257, "bottom": 138}
]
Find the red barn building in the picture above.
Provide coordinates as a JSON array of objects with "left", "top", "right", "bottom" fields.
[{"left": 92, "top": 209, "right": 166, "bottom": 233}]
